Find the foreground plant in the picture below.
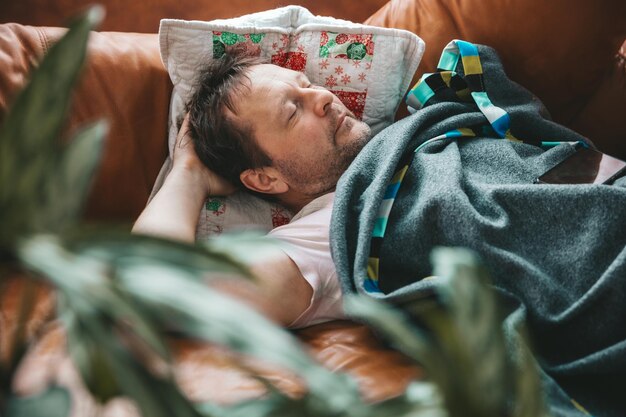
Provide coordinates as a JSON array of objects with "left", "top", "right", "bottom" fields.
[{"left": 0, "top": 6, "right": 550, "bottom": 417}]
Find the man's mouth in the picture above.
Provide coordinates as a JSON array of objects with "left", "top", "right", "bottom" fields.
[{"left": 335, "top": 112, "right": 346, "bottom": 135}]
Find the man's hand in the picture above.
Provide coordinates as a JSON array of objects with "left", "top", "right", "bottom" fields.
[
  {"left": 173, "top": 114, "right": 236, "bottom": 197},
  {"left": 132, "top": 113, "right": 234, "bottom": 242}
]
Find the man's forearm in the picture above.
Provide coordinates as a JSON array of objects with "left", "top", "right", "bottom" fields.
[{"left": 132, "top": 166, "right": 207, "bottom": 243}]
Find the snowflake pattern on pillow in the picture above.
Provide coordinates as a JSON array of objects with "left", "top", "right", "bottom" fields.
[{"left": 208, "top": 29, "right": 377, "bottom": 121}]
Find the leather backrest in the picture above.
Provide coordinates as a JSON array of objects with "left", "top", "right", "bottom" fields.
[
  {"left": 0, "top": 0, "right": 388, "bottom": 33},
  {"left": 366, "top": 0, "right": 626, "bottom": 156}
]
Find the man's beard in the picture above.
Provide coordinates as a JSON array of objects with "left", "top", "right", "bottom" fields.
[{"left": 273, "top": 120, "right": 372, "bottom": 198}]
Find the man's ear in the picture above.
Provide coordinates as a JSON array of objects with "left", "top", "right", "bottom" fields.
[{"left": 240, "top": 167, "right": 289, "bottom": 195}]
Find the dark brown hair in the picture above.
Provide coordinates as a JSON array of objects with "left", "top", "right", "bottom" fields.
[{"left": 187, "top": 53, "right": 271, "bottom": 190}]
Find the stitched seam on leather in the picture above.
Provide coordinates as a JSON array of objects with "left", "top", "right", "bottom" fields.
[{"left": 35, "top": 27, "right": 49, "bottom": 55}]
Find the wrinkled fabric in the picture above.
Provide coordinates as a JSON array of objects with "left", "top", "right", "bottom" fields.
[{"left": 331, "top": 44, "right": 626, "bottom": 417}]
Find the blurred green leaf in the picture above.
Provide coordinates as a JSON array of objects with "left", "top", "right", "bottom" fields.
[
  {"left": 367, "top": 382, "right": 447, "bottom": 417},
  {"left": 198, "top": 395, "right": 316, "bottom": 417},
  {"left": 6, "top": 386, "right": 70, "bottom": 417},
  {"left": 0, "top": 6, "right": 105, "bottom": 248},
  {"left": 203, "top": 232, "right": 287, "bottom": 265},
  {"left": 21, "top": 235, "right": 170, "bottom": 359},
  {"left": 115, "top": 364, "right": 204, "bottom": 417},
  {"left": 18, "top": 236, "right": 173, "bottom": 400},
  {"left": 428, "top": 247, "right": 511, "bottom": 417},
  {"left": 63, "top": 308, "right": 121, "bottom": 403},
  {"left": 65, "top": 231, "right": 251, "bottom": 278},
  {"left": 41, "top": 121, "right": 107, "bottom": 231}
]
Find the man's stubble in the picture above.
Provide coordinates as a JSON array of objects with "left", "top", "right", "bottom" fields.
[{"left": 273, "top": 118, "right": 371, "bottom": 197}]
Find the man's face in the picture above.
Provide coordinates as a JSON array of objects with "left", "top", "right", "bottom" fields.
[{"left": 231, "top": 64, "right": 371, "bottom": 197}]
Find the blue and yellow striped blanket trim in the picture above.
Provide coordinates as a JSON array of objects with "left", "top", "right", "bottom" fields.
[
  {"left": 406, "top": 39, "right": 515, "bottom": 139},
  {"left": 364, "top": 39, "right": 585, "bottom": 294}
]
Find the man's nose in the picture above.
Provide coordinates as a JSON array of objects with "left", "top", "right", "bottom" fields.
[{"left": 304, "top": 87, "right": 335, "bottom": 117}]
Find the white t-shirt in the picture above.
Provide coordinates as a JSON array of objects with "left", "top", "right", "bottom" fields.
[{"left": 268, "top": 192, "right": 345, "bottom": 328}]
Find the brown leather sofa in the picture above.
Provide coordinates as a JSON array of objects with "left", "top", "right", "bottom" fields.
[{"left": 1, "top": 0, "right": 625, "bottom": 415}]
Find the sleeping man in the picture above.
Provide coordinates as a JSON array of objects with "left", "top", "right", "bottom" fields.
[
  {"left": 133, "top": 54, "right": 373, "bottom": 328},
  {"left": 133, "top": 48, "right": 626, "bottom": 416}
]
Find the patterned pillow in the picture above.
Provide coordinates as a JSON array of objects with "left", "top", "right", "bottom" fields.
[{"left": 154, "top": 6, "right": 424, "bottom": 239}]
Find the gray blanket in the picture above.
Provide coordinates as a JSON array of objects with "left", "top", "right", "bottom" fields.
[{"left": 331, "top": 44, "right": 626, "bottom": 417}]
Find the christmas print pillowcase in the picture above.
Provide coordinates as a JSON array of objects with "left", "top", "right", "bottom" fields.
[{"left": 153, "top": 6, "right": 424, "bottom": 239}]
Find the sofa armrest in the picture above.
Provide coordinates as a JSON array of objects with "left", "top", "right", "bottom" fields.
[{"left": 0, "top": 23, "right": 172, "bottom": 223}]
